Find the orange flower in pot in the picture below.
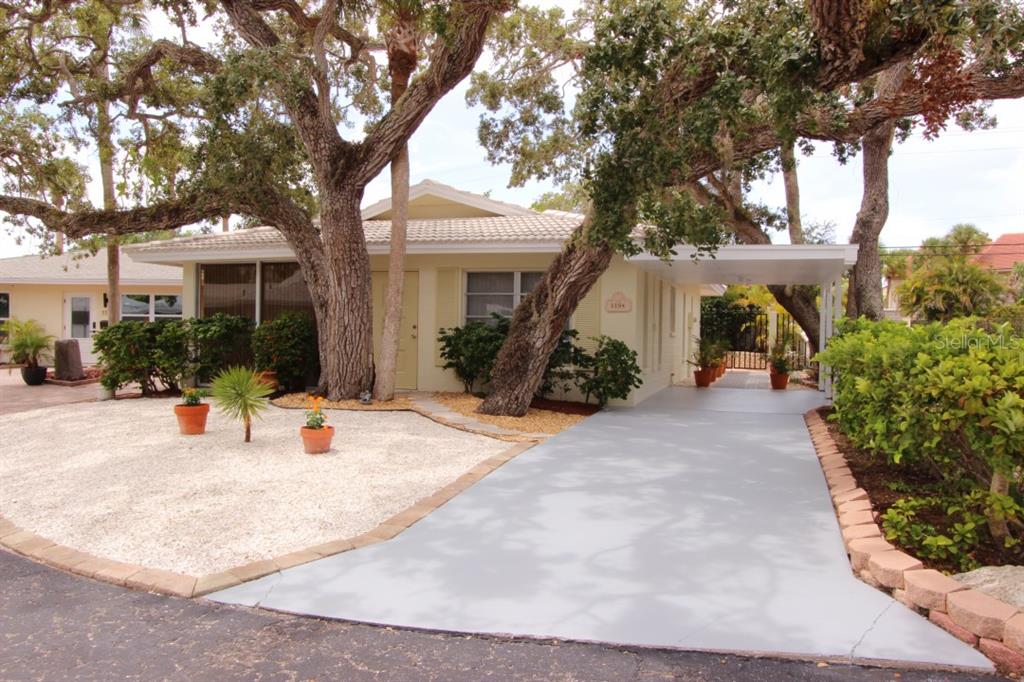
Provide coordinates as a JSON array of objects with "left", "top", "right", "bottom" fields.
[
  {"left": 300, "top": 395, "right": 334, "bottom": 454},
  {"left": 174, "top": 388, "right": 210, "bottom": 435}
]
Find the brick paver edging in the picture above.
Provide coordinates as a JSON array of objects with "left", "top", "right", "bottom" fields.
[
  {"left": 0, "top": 439, "right": 536, "bottom": 600},
  {"left": 805, "top": 410, "right": 1024, "bottom": 676}
]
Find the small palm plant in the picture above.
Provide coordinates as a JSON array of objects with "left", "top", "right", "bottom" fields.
[
  {"left": 2, "top": 318, "right": 54, "bottom": 368},
  {"left": 210, "top": 366, "right": 273, "bottom": 442}
]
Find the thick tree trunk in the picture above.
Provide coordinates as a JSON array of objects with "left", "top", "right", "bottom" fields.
[
  {"left": 310, "top": 186, "right": 375, "bottom": 400},
  {"left": 845, "top": 120, "right": 894, "bottom": 319},
  {"left": 846, "top": 64, "right": 907, "bottom": 319},
  {"left": 767, "top": 284, "right": 821, "bottom": 353},
  {"left": 374, "top": 25, "right": 417, "bottom": 402},
  {"left": 479, "top": 219, "right": 613, "bottom": 416}
]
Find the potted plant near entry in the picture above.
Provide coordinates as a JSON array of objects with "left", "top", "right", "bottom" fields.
[
  {"left": 174, "top": 387, "right": 210, "bottom": 435},
  {"left": 716, "top": 341, "right": 728, "bottom": 379},
  {"left": 3, "top": 318, "right": 54, "bottom": 386},
  {"left": 768, "top": 347, "right": 791, "bottom": 390},
  {"left": 689, "top": 337, "right": 721, "bottom": 388},
  {"left": 211, "top": 366, "right": 273, "bottom": 442},
  {"left": 300, "top": 395, "right": 334, "bottom": 454}
]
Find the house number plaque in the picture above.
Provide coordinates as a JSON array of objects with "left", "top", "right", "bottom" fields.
[{"left": 605, "top": 292, "right": 633, "bottom": 313}]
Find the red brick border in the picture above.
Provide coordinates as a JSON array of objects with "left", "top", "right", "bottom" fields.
[
  {"left": 0, "top": 439, "right": 535, "bottom": 599},
  {"left": 805, "top": 410, "right": 1024, "bottom": 676}
]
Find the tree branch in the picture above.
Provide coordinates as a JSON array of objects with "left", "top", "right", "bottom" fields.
[{"left": 354, "top": 0, "right": 511, "bottom": 186}]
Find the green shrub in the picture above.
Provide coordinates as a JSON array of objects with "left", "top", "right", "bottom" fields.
[
  {"left": 438, "top": 315, "right": 594, "bottom": 398},
  {"left": 211, "top": 366, "right": 273, "bottom": 443},
  {"left": 577, "top": 336, "right": 643, "bottom": 406},
  {"left": 251, "top": 312, "right": 319, "bottom": 391},
  {"left": 94, "top": 315, "right": 252, "bottom": 394},
  {"left": 94, "top": 321, "right": 176, "bottom": 394},
  {"left": 190, "top": 314, "right": 254, "bottom": 382},
  {"left": 437, "top": 317, "right": 508, "bottom": 393},
  {"left": 816, "top": 318, "right": 1023, "bottom": 554},
  {"left": 880, "top": 496, "right": 986, "bottom": 572}
]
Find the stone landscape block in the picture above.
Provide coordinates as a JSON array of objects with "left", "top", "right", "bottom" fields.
[
  {"left": 904, "top": 569, "right": 966, "bottom": 613},
  {"left": 92, "top": 561, "right": 143, "bottom": 585},
  {"left": 54, "top": 339, "right": 85, "bottom": 381},
  {"left": 930, "top": 609, "right": 980, "bottom": 646},
  {"left": 837, "top": 499, "right": 872, "bottom": 515},
  {"left": 1005, "top": 613, "right": 1024, "bottom": 655},
  {"left": 228, "top": 560, "right": 279, "bottom": 583},
  {"left": 979, "top": 638, "right": 1024, "bottom": 676},
  {"left": 833, "top": 488, "right": 869, "bottom": 505},
  {"left": 842, "top": 523, "right": 882, "bottom": 544},
  {"left": 127, "top": 568, "right": 197, "bottom": 597},
  {"left": 307, "top": 539, "right": 355, "bottom": 557},
  {"left": 947, "top": 589, "right": 1019, "bottom": 640},
  {"left": 867, "top": 550, "right": 922, "bottom": 589},
  {"left": 828, "top": 477, "right": 858, "bottom": 495},
  {"left": 273, "top": 549, "right": 322, "bottom": 571},
  {"left": 839, "top": 510, "right": 875, "bottom": 529},
  {"left": 193, "top": 571, "right": 242, "bottom": 597},
  {"left": 847, "top": 537, "right": 893, "bottom": 572}
]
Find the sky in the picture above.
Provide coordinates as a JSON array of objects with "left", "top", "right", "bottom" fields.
[{"left": 2, "top": 7, "right": 1022, "bottom": 259}]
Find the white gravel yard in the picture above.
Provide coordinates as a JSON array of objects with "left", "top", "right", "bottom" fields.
[{"left": 0, "top": 399, "right": 509, "bottom": 575}]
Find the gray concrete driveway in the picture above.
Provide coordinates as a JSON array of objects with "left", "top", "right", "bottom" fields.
[{"left": 212, "top": 387, "right": 991, "bottom": 671}]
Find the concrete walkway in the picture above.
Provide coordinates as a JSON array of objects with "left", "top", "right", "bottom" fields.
[
  {"left": 0, "top": 369, "right": 100, "bottom": 416},
  {"left": 212, "top": 387, "right": 992, "bottom": 671}
]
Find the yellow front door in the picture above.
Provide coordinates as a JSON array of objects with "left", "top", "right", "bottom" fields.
[{"left": 372, "top": 272, "right": 419, "bottom": 390}]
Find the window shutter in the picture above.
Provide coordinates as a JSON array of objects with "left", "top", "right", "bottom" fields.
[
  {"left": 574, "top": 281, "right": 601, "bottom": 354},
  {"left": 435, "top": 267, "right": 459, "bottom": 366}
]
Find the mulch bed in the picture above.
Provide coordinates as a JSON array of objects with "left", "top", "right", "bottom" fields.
[
  {"left": 817, "top": 406, "right": 1018, "bottom": 572},
  {"left": 530, "top": 397, "right": 601, "bottom": 416}
]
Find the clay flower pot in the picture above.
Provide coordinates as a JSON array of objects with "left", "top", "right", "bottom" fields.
[
  {"left": 258, "top": 370, "right": 279, "bottom": 392},
  {"left": 174, "top": 403, "right": 210, "bottom": 435},
  {"left": 694, "top": 367, "right": 714, "bottom": 388},
  {"left": 300, "top": 425, "right": 335, "bottom": 454},
  {"left": 769, "top": 371, "right": 790, "bottom": 390}
]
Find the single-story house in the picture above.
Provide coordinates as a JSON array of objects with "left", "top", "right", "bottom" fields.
[
  {"left": 0, "top": 250, "right": 183, "bottom": 363},
  {"left": 128, "top": 180, "right": 856, "bottom": 404}
]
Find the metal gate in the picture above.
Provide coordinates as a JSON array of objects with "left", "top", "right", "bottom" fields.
[{"left": 726, "top": 312, "right": 768, "bottom": 369}]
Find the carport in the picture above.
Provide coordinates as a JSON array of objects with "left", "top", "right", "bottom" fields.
[{"left": 627, "top": 243, "right": 859, "bottom": 396}]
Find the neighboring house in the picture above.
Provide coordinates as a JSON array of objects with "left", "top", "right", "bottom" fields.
[
  {"left": 128, "top": 179, "right": 856, "bottom": 404},
  {"left": 0, "top": 250, "right": 183, "bottom": 363},
  {"left": 883, "top": 232, "right": 1024, "bottom": 321},
  {"left": 974, "top": 232, "right": 1024, "bottom": 276}
]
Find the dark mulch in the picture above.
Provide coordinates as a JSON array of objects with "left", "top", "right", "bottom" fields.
[
  {"left": 530, "top": 397, "right": 602, "bottom": 416},
  {"left": 817, "top": 406, "right": 1017, "bottom": 572}
]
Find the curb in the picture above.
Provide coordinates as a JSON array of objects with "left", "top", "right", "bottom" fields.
[
  {"left": 805, "top": 409, "right": 1024, "bottom": 677},
  {"left": 0, "top": 439, "right": 536, "bottom": 600}
]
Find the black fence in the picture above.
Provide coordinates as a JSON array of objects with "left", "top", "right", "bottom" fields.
[{"left": 718, "top": 309, "right": 810, "bottom": 371}]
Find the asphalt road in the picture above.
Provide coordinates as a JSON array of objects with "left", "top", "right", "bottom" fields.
[{"left": 0, "top": 549, "right": 998, "bottom": 681}]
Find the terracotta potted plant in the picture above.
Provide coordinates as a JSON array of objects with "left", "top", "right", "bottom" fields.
[
  {"left": 300, "top": 395, "right": 334, "bottom": 454},
  {"left": 689, "top": 338, "right": 720, "bottom": 388},
  {"left": 257, "top": 369, "right": 279, "bottom": 392},
  {"left": 768, "top": 348, "right": 791, "bottom": 390},
  {"left": 174, "top": 387, "right": 210, "bottom": 435}
]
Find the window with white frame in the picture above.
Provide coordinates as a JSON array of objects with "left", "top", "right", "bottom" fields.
[
  {"left": 0, "top": 292, "right": 9, "bottom": 341},
  {"left": 465, "top": 272, "right": 544, "bottom": 325},
  {"left": 120, "top": 294, "right": 183, "bottom": 322}
]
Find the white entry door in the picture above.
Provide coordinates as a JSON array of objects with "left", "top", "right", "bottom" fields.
[{"left": 65, "top": 295, "right": 96, "bottom": 364}]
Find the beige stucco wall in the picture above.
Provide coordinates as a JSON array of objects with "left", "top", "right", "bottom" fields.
[
  {"left": 179, "top": 252, "right": 702, "bottom": 406},
  {"left": 1, "top": 283, "right": 182, "bottom": 340}
]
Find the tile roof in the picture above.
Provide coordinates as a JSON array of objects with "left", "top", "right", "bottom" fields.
[
  {"left": 0, "top": 249, "right": 182, "bottom": 285},
  {"left": 128, "top": 213, "right": 585, "bottom": 256},
  {"left": 974, "top": 232, "right": 1024, "bottom": 272}
]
